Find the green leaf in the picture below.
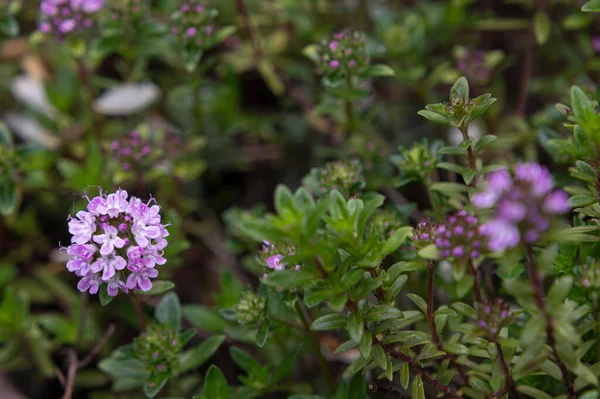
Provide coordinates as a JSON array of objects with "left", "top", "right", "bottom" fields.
[
  {"left": 367, "top": 64, "right": 395, "bottom": 77},
  {"left": 179, "top": 335, "right": 225, "bottom": 371},
  {"left": 450, "top": 77, "right": 469, "bottom": 104},
  {"left": 547, "top": 276, "right": 573, "bottom": 305},
  {"left": 418, "top": 110, "right": 450, "bottom": 125},
  {"left": 452, "top": 302, "right": 476, "bottom": 319},
  {"left": 516, "top": 386, "right": 552, "bottom": 399},
  {"left": 358, "top": 330, "right": 372, "bottom": 359},
  {"left": 256, "top": 322, "right": 269, "bottom": 347},
  {"left": 381, "top": 227, "right": 413, "bottom": 256},
  {"left": 183, "top": 47, "right": 202, "bottom": 72},
  {"left": 143, "top": 377, "right": 168, "bottom": 398},
  {"left": 372, "top": 345, "right": 387, "bottom": 370},
  {"left": 347, "top": 313, "right": 364, "bottom": 343},
  {"left": 407, "top": 294, "right": 427, "bottom": 314},
  {"left": 474, "top": 135, "right": 497, "bottom": 153},
  {"left": 302, "top": 44, "right": 319, "bottom": 61},
  {"left": 438, "top": 146, "right": 467, "bottom": 156},
  {"left": 182, "top": 305, "right": 226, "bottom": 333},
  {"left": 417, "top": 244, "right": 439, "bottom": 260},
  {"left": 213, "top": 26, "right": 237, "bottom": 45},
  {"left": 445, "top": 342, "right": 470, "bottom": 355},
  {"left": 263, "top": 270, "right": 315, "bottom": 289},
  {"left": 399, "top": 362, "right": 410, "bottom": 389},
  {"left": 0, "top": 178, "right": 17, "bottom": 215},
  {"left": 311, "top": 313, "right": 347, "bottom": 331},
  {"left": 533, "top": 12, "right": 551, "bottom": 44},
  {"left": 570, "top": 86, "right": 596, "bottom": 125},
  {"left": 582, "top": 0, "right": 600, "bottom": 12},
  {"left": 274, "top": 185, "right": 295, "bottom": 215},
  {"left": 0, "top": 17, "right": 19, "bottom": 37},
  {"left": 342, "top": 267, "right": 364, "bottom": 289},
  {"left": 98, "top": 358, "right": 148, "bottom": 379},
  {"left": 387, "top": 274, "right": 408, "bottom": 300},
  {"left": 411, "top": 375, "right": 425, "bottom": 399},
  {"left": 229, "top": 347, "right": 262, "bottom": 375},
  {"left": 137, "top": 281, "right": 175, "bottom": 296},
  {"left": 0, "top": 121, "right": 13, "bottom": 146},
  {"left": 203, "top": 365, "right": 229, "bottom": 399},
  {"left": 365, "top": 305, "right": 403, "bottom": 322},
  {"left": 155, "top": 293, "right": 181, "bottom": 331}
]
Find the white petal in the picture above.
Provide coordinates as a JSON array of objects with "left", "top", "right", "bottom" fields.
[
  {"left": 2, "top": 112, "right": 60, "bottom": 149},
  {"left": 10, "top": 75, "right": 57, "bottom": 118},
  {"left": 92, "top": 82, "right": 161, "bottom": 116}
]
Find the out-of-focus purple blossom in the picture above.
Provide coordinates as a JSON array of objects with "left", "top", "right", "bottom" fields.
[
  {"left": 314, "top": 28, "right": 369, "bottom": 79},
  {"left": 456, "top": 50, "right": 492, "bottom": 84},
  {"left": 64, "top": 188, "right": 169, "bottom": 297},
  {"left": 593, "top": 37, "right": 600, "bottom": 54},
  {"left": 434, "top": 210, "right": 485, "bottom": 262},
  {"left": 110, "top": 130, "right": 152, "bottom": 171},
  {"left": 474, "top": 298, "right": 513, "bottom": 339},
  {"left": 473, "top": 163, "right": 570, "bottom": 252},
  {"left": 171, "top": 2, "right": 217, "bottom": 49},
  {"left": 38, "top": 0, "right": 103, "bottom": 38}
]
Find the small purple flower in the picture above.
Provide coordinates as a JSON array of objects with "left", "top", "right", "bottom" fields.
[
  {"left": 38, "top": 0, "right": 103, "bottom": 37},
  {"left": 126, "top": 263, "right": 159, "bottom": 291},
  {"left": 329, "top": 60, "right": 340, "bottom": 69},
  {"left": 267, "top": 254, "right": 286, "bottom": 271},
  {"left": 93, "top": 224, "right": 126, "bottom": 256},
  {"left": 480, "top": 220, "right": 520, "bottom": 252},
  {"left": 435, "top": 211, "right": 485, "bottom": 262},
  {"left": 544, "top": 190, "right": 570, "bottom": 214}
]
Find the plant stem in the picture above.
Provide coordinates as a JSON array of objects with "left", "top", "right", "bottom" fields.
[
  {"left": 468, "top": 259, "right": 483, "bottom": 305},
  {"left": 526, "top": 248, "right": 575, "bottom": 399},
  {"left": 385, "top": 346, "right": 462, "bottom": 399},
  {"left": 294, "top": 299, "right": 336, "bottom": 395},
  {"left": 345, "top": 74, "right": 356, "bottom": 134},
  {"left": 75, "top": 292, "right": 88, "bottom": 347},
  {"left": 129, "top": 293, "right": 147, "bottom": 331},
  {"left": 459, "top": 124, "right": 478, "bottom": 186},
  {"left": 427, "top": 262, "right": 470, "bottom": 385},
  {"left": 492, "top": 341, "right": 517, "bottom": 398}
]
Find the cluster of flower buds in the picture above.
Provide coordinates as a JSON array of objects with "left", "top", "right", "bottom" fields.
[
  {"left": 133, "top": 323, "right": 183, "bottom": 381},
  {"left": 110, "top": 130, "right": 152, "bottom": 171},
  {"left": 370, "top": 208, "right": 404, "bottom": 239},
  {"left": 259, "top": 241, "right": 300, "bottom": 278},
  {"left": 346, "top": 133, "right": 389, "bottom": 173},
  {"left": 65, "top": 188, "right": 169, "bottom": 297},
  {"left": 410, "top": 220, "right": 439, "bottom": 251},
  {"left": 392, "top": 141, "right": 439, "bottom": 183},
  {"left": 435, "top": 210, "right": 484, "bottom": 262},
  {"left": 474, "top": 298, "right": 514, "bottom": 340},
  {"left": 317, "top": 160, "right": 366, "bottom": 198},
  {"left": 456, "top": 50, "right": 492, "bottom": 84},
  {"left": 38, "top": 0, "right": 103, "bottom": 38},
  {"left": 171, "top": 2, "right": 217, "bottom": 50},
  {"left": 232, "top": 289, "right": 266, "bottom": 325},
  {"left": 315, "top": 28, "right": 369, "bottom": 79},
  {"left": 105, "top": 0, "right": 146, "bottom": 23},
  {"left": 474, "top": 164, "right": 570, "bottom": 252}
]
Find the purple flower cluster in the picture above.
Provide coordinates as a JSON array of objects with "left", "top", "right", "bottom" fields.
[
  {"left": 106, "top": 0, "right": 145, "bottom": 23},
  {"left": 473, "top": 163, "right": 570, "bottom": 252},
  {"left": 260, "top": 240, "right": 300, "bottom": 278},
  {"left": 456, "top": 50, "right": 491, "bottom": 84},
  {"left": 39, "top": 0, "right": 103, "bottom": 37},
  {"left": 315, "top": 28, "right": 369, "bottom": 78},
  {"left": 171, "top": 2, "right": 216, "bottom": 49},
  {"left": 475, "top": 298, "right": 513, "bottom": 339},
  {"left": 410, "top": 220, "right": 438, "bottom": 251},
  {"left": 65, "top": 189, "right": 169, "bottom": 296},
  {"left": 435, "top": 210, "right": 484, "bottom": 262},
  {"left": 110, "top": 130, "right": 152, "bottom": 171}
]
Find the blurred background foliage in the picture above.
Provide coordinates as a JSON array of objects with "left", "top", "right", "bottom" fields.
[{"left": 1, "top": 0, "right": 600, "bottom": 398}]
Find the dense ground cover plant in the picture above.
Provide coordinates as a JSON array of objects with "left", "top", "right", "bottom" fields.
[{"left": 3, "top": 1, "right": 600, "bottom": 399}]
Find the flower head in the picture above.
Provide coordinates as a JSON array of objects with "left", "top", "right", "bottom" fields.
[
  {"left": 64, "top": 188, "right": 169, "bottom": 297},
  {"left": 314, "top": 28, "right": 369, "bottom": 79},
  {"left": 435, "top": 210, "right": 485, "bottom": 262},
  {"left": 474, "top": 163, "right": 570, "bottom": 252},
  {"left": 38, "top": 0, "right": 103, "bottom": 38}
]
